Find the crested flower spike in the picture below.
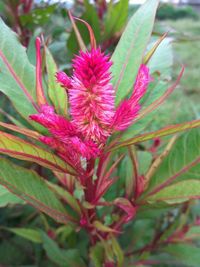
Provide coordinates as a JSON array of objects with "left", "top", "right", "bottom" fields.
[{"left": 31, "top": 47, "right": 151, "bottom": 169}]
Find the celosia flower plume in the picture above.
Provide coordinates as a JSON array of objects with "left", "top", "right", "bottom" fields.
[{"left": 30, "top": 45, "right": 151, "bottom": 169}]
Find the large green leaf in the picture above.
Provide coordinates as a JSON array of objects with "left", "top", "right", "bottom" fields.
[
  {"left": 143, "top": 128, "right": 200, "bottom": 196},
  {"left": 0, "top": 19, "right": 41, "bottom": 129},
  {"left": 45, "top": 47, "right": 68, "bottom": 116},
  {"left": 0, "top": 131, "right": 76, "bottom": 174},
  {"left": 0, "top": 159, "right": 73, "bottom": 223},
  {"left": 111, "top": 0, "right": 159, "bottom": 105},
  {"left": 146, "top": 180, "right": 200, "bottom": 204}
]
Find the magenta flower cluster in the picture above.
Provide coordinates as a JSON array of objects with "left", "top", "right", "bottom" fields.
[{"left": 30, "top": 48, "right": 151, "bottom": 171}]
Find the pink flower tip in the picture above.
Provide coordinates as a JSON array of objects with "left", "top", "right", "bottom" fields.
[{"left": 56, "top": 71, "right": 72, "bottom": 88}]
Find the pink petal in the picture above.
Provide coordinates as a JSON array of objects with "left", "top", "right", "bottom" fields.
[
  {"left": 113, "top": 64, "right": 152, "bottom": 131},
  {"left": 56, "top": 71, "right": 72, "bottom": 88}
]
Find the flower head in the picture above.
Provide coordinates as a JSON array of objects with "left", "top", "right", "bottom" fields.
[
  {"left": 69, "top": 48, "right": 115, "bottom": 143},
  {"left": 31, "top": 46, "right": 151, "bottom": 170}
]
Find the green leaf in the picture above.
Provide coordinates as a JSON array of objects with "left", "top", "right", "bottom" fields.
[
  {"left": 41, "top": 231, "right": 86, "bottom": 267},
  {"left": 0, "top": 184, "right": 23, "bottom": 207},
  {"left": 0, "top": 158, "right": 73, "bottom": 223},
  {"left": 185, "top": 226, "right": 200, "bottom": 240},
  {"left": 144, "top": 128, "right": 200, "bottom": 196},
  {"left": 45, "top": 47, "right": 68, "bottom": 116},
  {"left": 0, "top": 131, "right": 76, "bottom": 174},
  {"left": 110, "top": 236, "right": 124, "bottom": 267},
  {"left": 103, "top": 0, "right": 128, "bottom": 40},
  {"left": 7, "top": 228, "right": 42, "bottom": 243},
  {"left": 0, "top": 18, "right": 41, "bottom": 130},
  {"left": 111, "top": 119, "right": 200, "bottom": 150},
  {"left": 162, "top": 243, "right": 200, "bottom": 267},
  {"left": 46, "top": 182, "right": 82, "bottom": 216},
  {"left": 67, "top": 0, "right": 100, "bottom": 55},
  {"left": 93, "top": 221, "right": 118, "bottom": 233},
  {"left": 111, "top": 0, "right": 159, "bottom": 105},
  {"left": 147, "top": 36, "right": 173, "bottom": 77},
  {"left": 90, "top": 242, "right": 104, "bottom": 267},
  {"left": 146, "top": 180, "right": 200, "bottom": 204}
]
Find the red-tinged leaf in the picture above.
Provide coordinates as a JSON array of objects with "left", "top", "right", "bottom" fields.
[
  {"left": 94, "top": 179, "right": 116, "bottom": 204},
  {"left": 93, "top": 221, "right": 119, "bottom": 234},
  {"left": 109, "top": 119, "right": 200, "bottom": 151},
  {"left": 0, "top": 130, "right": 76, "bottom": 175},
  {"left": 73, "top": 16, "right": 97, "bottom": 49},
  {"left": 53, "top": 171, "right": 75, "bottom": 192},
  {"left": 35, "top": 37, "right": 47, "bottom": 106},
  {"left": 145, "top": 180, "right": 200, "bottom": 204},
  {"left": 94, "top": 155, "right": 124, "bottom": 202},
  {"left": 114, "top": 198, "right": 136, "bottom": 222},
  {"left": 0, "top": 159, "right": 74, "bottom": 223},
  {"left": 68, "top": 11, "right": 86, "bottom": 51},
  {"left": 0, "top": 121, "right": 41, "bottom": 140},
  {"left": 143, "top": 32, "right": 168, "bottom": 65}
]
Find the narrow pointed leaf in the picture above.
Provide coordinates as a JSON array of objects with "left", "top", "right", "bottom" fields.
[
  {"left": 110, "top": 119, "right": 200, "bottom": 151},
  {"left": 0, "top": 121, "right": 41, "bottom": 139},
  {"left": 35, "top": 37, "right": 47, "bottom": 106},
  {"left": 146, "top": 180, "right": 200, "bottom": 204},
  {"left": 7, "top": 228, "right": 42, "bottom": 243},
  {"left": 0, "top": 159, "right": 74, "bottom": 223},
  {"left": 143, "top": 32, "right": 168, "bottom": 65},
  {"left": 111, "top": 0, "right": 159, "bottom": 105},
  {"left": 0, "top": 131, "right": 76, "bottom": 174},
  {"left": 68, "top": 11, "right": 86, "bottom": 51},
  {"left": 45, "top": 46, "right": 68, "bottom": 116},
  {"left": 93, "top": 221, "right": 118, "bottom": 233}
]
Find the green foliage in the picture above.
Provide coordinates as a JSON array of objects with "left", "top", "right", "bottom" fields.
[
  {"left": 0, "top": 159, "right": 72, "bottom": 223},
  {"left": 157, "top": 4, "right": 199, "bottom": 21},
  {"left": 103, "top": 0, "right": 129, "bottom": 40},
  {"left": 0, "top": 1, "right": 199, "bottom": 266},
  {"left": 111, "top": 0, "right": 159, "bottom": 105},
  {"left": 41, "top": 231, "right": 86, "bottom": 267},
  {"left": 0, "top": 19, "right": 39, "bottom": 129},
  {"left": 0, "top": 185, "right": 23, "bottom": 207}
]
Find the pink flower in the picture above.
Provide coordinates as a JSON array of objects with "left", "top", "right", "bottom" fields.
[
  {"left": 31, "top": 49, "right": 151, "bottom": 166},
  {"left": 112, "top": 64, "right": 152, "bottom": 131},
  {"left": 30, "top": 105, "right": 99, "bottom": 162},
  {"left": 69, "top": 49, "right": 115, "bottom": 143},
  {"left": 56, "top": 50, "right": 151, "bottom": 143}
]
